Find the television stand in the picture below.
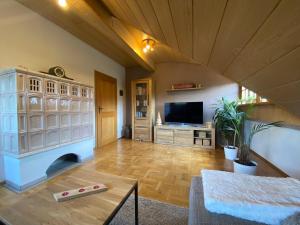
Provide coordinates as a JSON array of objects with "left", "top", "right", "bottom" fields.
[{"left": 154, "top": 124, "right": 215, "bottom": 149}]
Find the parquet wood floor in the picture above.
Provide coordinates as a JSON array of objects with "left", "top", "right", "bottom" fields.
[
  {"left": 83, "top": 139, "right": 285, "bottom": 206},
  {"left": 0, "top": 139, "right": 285, "bottom": 209}
]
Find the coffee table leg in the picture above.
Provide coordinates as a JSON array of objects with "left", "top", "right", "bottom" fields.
[{"left": 135, "top": 183, "right": 138, "bottom": 225}]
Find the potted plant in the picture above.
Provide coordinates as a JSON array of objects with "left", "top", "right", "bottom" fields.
[
  {"left": 233, "top": 121, "right": 281, "bottom": 175},
  {"left": 213, "top": 98, "right": 243, "bottom": 160}
]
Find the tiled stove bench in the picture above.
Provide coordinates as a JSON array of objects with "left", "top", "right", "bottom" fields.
[{"left": 0, "top": 68, "right": 94, "bottom": 191}]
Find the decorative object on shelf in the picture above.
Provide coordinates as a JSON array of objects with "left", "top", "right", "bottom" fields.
[
  {"left": 156, "top": 112, "right": 162, "bottom": 126},
  {"left": 39, "top": 66, "right": 74, "bottom": 80},
  {"left": 172, "top": 83, "right": 195, "bottom": 89},
  {"left": 142, "top": 38, "right": 156, "bottom": 53},
  {"left": 167, "top": 83, "right": 203, "bottom": 92},
  {"left": 49, "top": 66, "right": 65, "bottom": 77},
  {"left": 53, "top": 183, "right": 108, "bottom": 202},
  {"left": 205, "top": 122, "right": 212, "bottom": 128}
]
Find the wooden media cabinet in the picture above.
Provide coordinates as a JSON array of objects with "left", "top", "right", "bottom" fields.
[{"left": 154, "top": 124, "right": 215, "bottom": 149}]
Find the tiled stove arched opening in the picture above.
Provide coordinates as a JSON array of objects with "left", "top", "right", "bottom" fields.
[
  {"left": 46, "top": 153, "right": 79, "bottom": 178},
  {"left": 1, "top": 68, "right": 95, "bottom": 192}
]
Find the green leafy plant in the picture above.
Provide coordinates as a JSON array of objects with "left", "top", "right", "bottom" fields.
[
  {"left": 213, "top": 98, "right": 245, "bottom": 147},
  {"left": 238, "top": 121, "right": 282, "bottom": 165}
]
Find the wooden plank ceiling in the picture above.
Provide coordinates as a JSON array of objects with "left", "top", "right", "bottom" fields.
[{"left": 16, "top": 0, "right": 300, "bottom": 116}]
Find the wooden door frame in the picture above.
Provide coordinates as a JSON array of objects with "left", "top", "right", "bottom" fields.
[{"left": 94, "top": 70, "right": 118, "bottom": 148}]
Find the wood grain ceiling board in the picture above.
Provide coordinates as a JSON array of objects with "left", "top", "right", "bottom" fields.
[
  {"left": 169, "top": 0, "right": 193, "bottom": 58},
  {"left": 149, "top": 0, "right": 179, "bottom": 50},
  {"left": 124, "top": 0, "right": 153, "bottom": 35},
  {"left": 225, "top": 0, "right": 300, "bottom": 82},
  {"left": 135, "top": 0, "right": 167, "bottom": 43},
  {"left": 150, "top": 43, "right": 196, "bottom": 64},
  {"left": 208, "top": 0, "right": 279, "bottom": 73},
  {"left": 242, "top": 47, "right": 300, "bottom": 92},
  {"left": 101, "top": 0, "right": 141, "bottom": 30},
  {"left": 192, "top": 0, "right": 227, "bottom": 65},
  {"left": 260, "top": 80, "right": 300, "bottom": 102}
]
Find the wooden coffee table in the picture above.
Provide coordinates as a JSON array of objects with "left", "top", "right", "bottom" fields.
[{"left": 0, "top": 168, "right": 138, "bottom": 225}]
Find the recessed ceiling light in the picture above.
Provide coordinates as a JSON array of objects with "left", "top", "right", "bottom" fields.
[{"left": 58, "top": 0, "right": 67, "bottom": 8}]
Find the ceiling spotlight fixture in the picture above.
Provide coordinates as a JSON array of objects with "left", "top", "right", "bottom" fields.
[
  {"left": 58, "top": 0, "right": 67, "bottom": 8},
  {"left": 142, "top": 38, "right": 155, "bottom": 53}
]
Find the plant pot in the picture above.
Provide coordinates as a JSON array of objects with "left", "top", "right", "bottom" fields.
[
  {"left": 233, "top": 160, "right": 257, "bottom": 175},
  {"left": 224, "top": 146, "right": 238, "bottom": 160}
]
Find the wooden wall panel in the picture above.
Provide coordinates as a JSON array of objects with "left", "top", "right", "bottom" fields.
[
  {"left": 169, "top": 0, "right": 193, "bottom": 57},
  {"left": 192, "top": 0, "right": 227, "bottom": 65},
  {"left": 209, "top": 0, "right": 279, "bottom": 73},
  {"left": 261, "top": 81, "right": 300, "bottom": 102},
  {"left": 225, "top": 0, "right": 300, "bottom": 81},
  {"left": 240, "top": 104, "right": 300, "bottom": 127},
  {"left": 243, "top": 47, "right": 300, "bottom": 92},
  {"left": 278, "top": 101, "right": 300, "bottom": 117},
  {"left": 150, "top": 0, "right": 179, "bottom": 50}
]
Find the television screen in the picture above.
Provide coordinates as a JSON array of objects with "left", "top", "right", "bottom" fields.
[{"left": 164, "top": 102, "right": 203, "bottom": 124}]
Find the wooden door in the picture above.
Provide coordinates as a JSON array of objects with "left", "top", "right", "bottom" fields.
[{"left": 95, "top": 71, "right": 117, "bottom": 148}]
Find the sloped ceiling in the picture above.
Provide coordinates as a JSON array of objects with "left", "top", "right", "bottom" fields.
[{"left": 16, "top": 0, "right": 300, "bottom": 116}]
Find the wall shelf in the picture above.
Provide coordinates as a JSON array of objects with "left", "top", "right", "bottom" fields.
[{"left": 166, "top": 87, "right": 203, "bottom": 92}]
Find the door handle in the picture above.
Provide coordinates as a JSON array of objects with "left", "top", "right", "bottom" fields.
[{"left": 98, "top": 107, "right": 103, "bottom": 113}]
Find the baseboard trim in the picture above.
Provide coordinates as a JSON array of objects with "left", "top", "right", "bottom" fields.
[
  {"left": 251, "top": 150, "right": 289, "bottom": 177},
  {"left": 5, "top": 157, "right": 94, "bottom": 193},
  {"left": 5, "top": 176, "right": 47, "bottom": 193}
]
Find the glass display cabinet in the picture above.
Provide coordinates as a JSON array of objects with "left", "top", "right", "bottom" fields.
[{"left": 131, "top": 78, "right": 154, "bottom": 141}]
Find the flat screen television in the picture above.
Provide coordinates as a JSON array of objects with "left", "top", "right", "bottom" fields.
[{"left": 164, "top": 102, "right": 203, "bottom": 124}]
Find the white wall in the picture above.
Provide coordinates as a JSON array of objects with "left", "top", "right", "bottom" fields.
[
  {"left": 0, "top": 153, "right": 4, "bottom": 182},
  {"left": 245, "top": 120, "right": 300, "bottom": 179},
  {"left": 0, "top": 0, "right": 126, "bottom": 181},
  {"left": 126, "top": 63, "right": 239, "bottom": 125}
]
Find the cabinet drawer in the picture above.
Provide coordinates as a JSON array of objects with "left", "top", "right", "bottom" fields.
[
  {"left": 174, "top": 137, "right": 193, "bottom": 146},
  {"left": 156, "top": 128, "right": 173, "bottom": 137},
  {"left": 134, "top": 127, "right": 150, "bottom": 141},
  {"left": 156, "top": 137, "right": 173, "bottom": 144},
  {"left": 135, "top": 119, "right": 149, "bottom": 127},
  {"left": 174, "top": 129, "right": 193, "bottom": 138},
  {"left": 135, "top": 127, "right": 149, "bottom": 134}
]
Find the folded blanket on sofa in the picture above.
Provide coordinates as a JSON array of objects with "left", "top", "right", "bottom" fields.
[{"left": 201, "top": 170, "right": 300, "bottom": 225}]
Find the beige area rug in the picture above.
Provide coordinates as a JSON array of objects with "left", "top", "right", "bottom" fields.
[{"left": 110, "top": 196, "right": 188, "bottom": 225}]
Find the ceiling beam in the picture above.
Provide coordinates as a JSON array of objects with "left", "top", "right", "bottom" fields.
[{"left": 85, "top": 0, "right": 155, "bottom": 71}]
